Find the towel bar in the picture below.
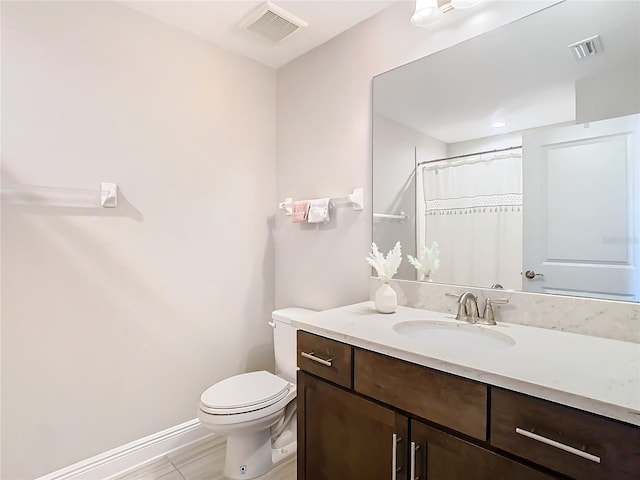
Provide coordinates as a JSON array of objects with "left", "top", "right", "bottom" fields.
[{"left": 278, "top": 187, "right": 363, "bottom": 215}]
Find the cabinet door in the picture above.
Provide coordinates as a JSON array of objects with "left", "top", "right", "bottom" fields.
[
  {"left": 410, "top": 420, "right": 562, "bottom": 480},
  {"left": 298, "top": 371, "right": 408, "bottom": 480}
]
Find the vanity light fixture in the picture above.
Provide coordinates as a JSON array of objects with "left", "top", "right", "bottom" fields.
[
  {"left": 411, "top": 0, "right": 486, "bottom": 27},
  {"left": 451, "top": 0, "right": 485, "bottom": 9},
  {"left": 411, "top": 0, "right": 444, "bottom": 26}
]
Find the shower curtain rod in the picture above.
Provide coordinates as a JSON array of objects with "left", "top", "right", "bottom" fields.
[{"left": 416, "top": 145, "right": 522, "bottom": 167}]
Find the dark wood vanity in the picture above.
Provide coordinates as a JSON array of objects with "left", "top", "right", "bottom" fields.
[{"left": 296, "top": 331, "right": 640, "bottom": 480}]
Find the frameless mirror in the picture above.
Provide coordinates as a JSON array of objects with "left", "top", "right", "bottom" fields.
[{"left": 372, "top": 0, "right": 640, "bottom": 301}]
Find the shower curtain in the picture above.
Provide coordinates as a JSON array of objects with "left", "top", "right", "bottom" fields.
[{"left": 421, "top": 149, "right": 523, "bottom": 289}]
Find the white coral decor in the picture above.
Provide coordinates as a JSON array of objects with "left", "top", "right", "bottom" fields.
[
  {"left": 366, "top": 241, "right": 402, "bottom": 284},
  {"left": 407, "top": 241, "right": 440, "bottom": 281}
]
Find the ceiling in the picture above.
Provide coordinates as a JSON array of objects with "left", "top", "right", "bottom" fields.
[{"left": 118, "top": 0, "right": 399, "bottom": 68}]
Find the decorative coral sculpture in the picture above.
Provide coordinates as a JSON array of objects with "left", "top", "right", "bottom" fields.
[
  {"left": 407, "top": 241, "right": 440, "bottom": 281},
  {"left": 366, "top": 241, "right": 402, "bottom": 284}
]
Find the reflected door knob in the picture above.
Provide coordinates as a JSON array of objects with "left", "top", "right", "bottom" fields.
[{"left": 524, "top": 270, "right": 544, "bottom": 279}]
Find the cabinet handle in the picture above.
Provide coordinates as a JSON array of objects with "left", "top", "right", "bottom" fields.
[
  {"left": 300, "top": 351, "right": 333, "bottom": 367},
  {"left": 391, "top": 434, "right": 402, "bottom": 480},
  {"left": 515, "top": 428, "right": 601, "bottom": 464},
  {"left": 410, "top": 442, "right": 420, "bottom": 480}
]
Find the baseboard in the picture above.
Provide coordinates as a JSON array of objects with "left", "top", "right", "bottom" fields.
[{"left": 36, "top": 419, "right": 212, "bottom": 480}]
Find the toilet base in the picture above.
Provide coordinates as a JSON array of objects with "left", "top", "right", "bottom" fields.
[
  {"left": 223, "top": 433, "right": 296, "bottom": 479},
  {"left": 272, "top": 440, "right": 297, "bottom": 467},
  {"left": 223, "top": 428, "right": 273, "bottom": 479}
]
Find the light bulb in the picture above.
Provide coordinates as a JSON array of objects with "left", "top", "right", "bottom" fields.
[{"left": 411, "top": 0, "right": 443, "bottom": 27}]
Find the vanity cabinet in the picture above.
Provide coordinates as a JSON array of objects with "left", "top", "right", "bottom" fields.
[
  {"left": 297, "top": 371, "right": 408, "bottom": 480},
  {"left": 410, "top": 420, "right": 558, "bottom": 480},
  {"left": 297, "top": 331, "right": 353, "bottom": 389},
  {"left": 490, "top": 388, "right": 640, "bottom": 480},
  {"left": 354, "top": 348, "right": 487, "bottom": 441},
  {"left": 297, "top": 331, "right": 640, "bottom": 480}
]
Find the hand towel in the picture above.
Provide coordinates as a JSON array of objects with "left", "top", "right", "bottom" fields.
[
  {"left": 291, "top": 201, "right": 310, "bottom": 223},
  {"left": 307, "top": 198, "right": 331, "bottom": 223}
]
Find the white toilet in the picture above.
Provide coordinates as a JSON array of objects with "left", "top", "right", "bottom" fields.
[{"left": 198, "top": 308, "right": 314, "bottom": 480}]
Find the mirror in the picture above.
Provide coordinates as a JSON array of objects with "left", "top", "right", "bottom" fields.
[{"left": 372, "top": 0, "right": 640, "bottom": 302}]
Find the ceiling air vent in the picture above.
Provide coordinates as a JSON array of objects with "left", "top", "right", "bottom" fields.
[
  {"left": 569, "top": 35, "right": 603, "bottom": 60},
  {"left": 240, "top": 2, "right": 308, "bottom": 44}
]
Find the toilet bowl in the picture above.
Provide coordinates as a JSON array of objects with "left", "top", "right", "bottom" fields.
[
  {"left": 197, "top": 308, "right": 315, "bottom": 479},
  {"left": 198, "top": 370, "right": 297, "bottom": 479}
]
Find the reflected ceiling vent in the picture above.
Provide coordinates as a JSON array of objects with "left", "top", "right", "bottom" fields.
[
  {"left": 240, "top": 1, "right": 308, "bottom": 44},
  {"left": 569, "top": 35, "right": 603, "bottom": 60}
]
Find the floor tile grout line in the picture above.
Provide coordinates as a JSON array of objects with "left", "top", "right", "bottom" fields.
[
  {"left": 167, "top": 436, "right": 226, "bottom": 470},
  {"left": 165, "top": 455, "right": 187, "bottom": 480},
  {"left": 110, "top": 436, "right": 296, "bottom": 480}
]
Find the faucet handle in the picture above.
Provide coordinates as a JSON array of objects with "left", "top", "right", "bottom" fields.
[
  {"left": 488, "top": 298, "right": 509, "bottom": 305},
  {"left": 481, "top": 298, "right": 509, "bottom": 325}
]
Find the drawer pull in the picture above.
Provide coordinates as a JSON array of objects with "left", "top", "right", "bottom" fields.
[
  {"left": 301, "top": 351, "right": 333, "bottom": 367},
  {"left": 515, "top": 428, "right": 601, "bottom": 464}
]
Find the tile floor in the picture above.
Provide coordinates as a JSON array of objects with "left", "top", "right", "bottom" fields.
[{"left": 111, "top": 435, "right": 296, "bottom": 480}]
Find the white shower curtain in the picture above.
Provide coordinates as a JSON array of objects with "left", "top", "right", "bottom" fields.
[{"left": 421, "top": 149, "right": 523, "bottom": 289}]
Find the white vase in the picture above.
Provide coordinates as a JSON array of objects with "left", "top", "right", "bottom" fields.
[{"left": 375, "top": 283, "right": 397, "bottom": 314}]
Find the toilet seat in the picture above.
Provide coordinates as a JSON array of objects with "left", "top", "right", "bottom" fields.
[{"left": 200, "top": 371, "right": 291, "bottom": 415}]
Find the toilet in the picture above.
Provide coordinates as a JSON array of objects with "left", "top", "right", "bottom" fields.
[{"left": 198, "top": 307, "right": 315, "bottom": 480}]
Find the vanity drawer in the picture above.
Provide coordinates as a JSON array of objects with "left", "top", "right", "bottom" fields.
[
  {"left": 490, "top": 388, "right": 640, "bottom": 480},
  {"left": 297, "top": 331, "right": 353, "bottom": 389},
  {"left": 354, "top": 348, "right": 487, "bottom": 440}
]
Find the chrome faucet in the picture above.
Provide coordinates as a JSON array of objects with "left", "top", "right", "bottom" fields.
[
  {"left": 459, "top": 292, "right": 480, "bottom": 323},
  {"left": 446, "top": 292, "right": 480, "bottom": 323},
  {"left": 446, "top": 292, "right": 509, "bottom": 325}
]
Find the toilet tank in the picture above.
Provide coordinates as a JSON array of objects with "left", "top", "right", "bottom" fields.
[{"left": 271, "top": 308, "right": 316, "bottom": 382}]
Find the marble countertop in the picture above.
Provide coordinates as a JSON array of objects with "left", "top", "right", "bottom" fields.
[{"left": 292, "top": 301, "right": 640, "bottom": 426}]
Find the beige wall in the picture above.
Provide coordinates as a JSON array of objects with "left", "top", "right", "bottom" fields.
[
  {"left": 275, "top": 0, "right": 560, "bottom": 311},
  {"left": 1, "top": 0, "right": 564, "bottom": 478},
  {"left": 1, "top": 2, "right": 276, "bottom": 478}
]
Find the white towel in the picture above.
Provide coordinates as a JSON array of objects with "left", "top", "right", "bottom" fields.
[{"left": 307, "top": 198, "right": 331, "bottom": 223}]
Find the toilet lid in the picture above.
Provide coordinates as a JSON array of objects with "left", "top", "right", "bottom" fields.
[{"left": 200, "top": 371, "right": 290, "bottom": 410}]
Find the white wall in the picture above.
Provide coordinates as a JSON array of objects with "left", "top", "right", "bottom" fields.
[
  {"left": 1, "top": 2, "right": 276, "bottom": 478},
  {"left": 275, "top": 0, "right": 561, "bottom": 310}
]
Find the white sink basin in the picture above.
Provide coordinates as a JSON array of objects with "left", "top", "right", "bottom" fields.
[{"left": 393, "top": 320, "right": 516, "bottom": 350}]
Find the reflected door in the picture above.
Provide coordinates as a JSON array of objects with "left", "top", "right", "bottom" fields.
[{"left": 523, "top": 114, "right": 639, "bottom": 300}]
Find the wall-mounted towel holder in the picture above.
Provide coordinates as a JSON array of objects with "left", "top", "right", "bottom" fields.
[
  {"left": 100, "top": 182, "right": 118, "bottom": 207},
  {"left": 278, "top": 187, "right": 363, "bottom": 216},
  {"left": 373, "top": 212, "right": 408, "bottom": 223},
  {"left": 1, "top": 182, "right": 118, "bottom": 208}
]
